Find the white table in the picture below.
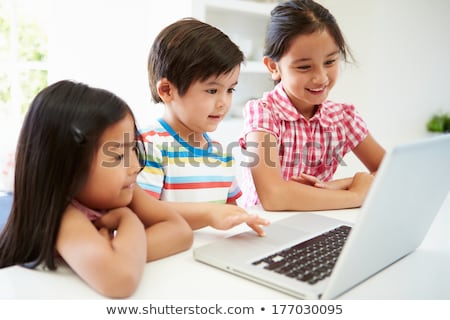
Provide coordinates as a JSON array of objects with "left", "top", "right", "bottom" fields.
[{"left": 0, "top": 194, "right": 449, "bottom": 300}]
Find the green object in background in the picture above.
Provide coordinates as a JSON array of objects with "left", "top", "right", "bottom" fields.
[
  {"left": 0, "top": 1, "right": 48, "bottom": 116},
  {"left": 426, "top": 113, "right": 450, "bottom": 133}
]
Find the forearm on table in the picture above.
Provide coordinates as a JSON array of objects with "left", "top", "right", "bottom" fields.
[
  {"left": 164, "top": 201, "right": 215, "bottom": 230},
  {"left": 256, "top": 179, "right": 362, "bottom": 212},
  {"left": 144, "top": 215, "right": 193, "bottom": 261},
  {"left": 327, "top": 177, "right": 353, "bottom": 189}
]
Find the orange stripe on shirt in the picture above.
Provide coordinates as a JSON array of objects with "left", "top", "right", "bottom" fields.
[
  {"left": 163, "top": 181, "right": 231, "bottom": 190},
  {"left": 227, "top": 190, "right": 243, "bottom": 203},
  {"left": 141, "top": 130, "right": 171, "bottom": 140},
  {"left": 143, "top": 188, "right": 161, "bottom": 199}
]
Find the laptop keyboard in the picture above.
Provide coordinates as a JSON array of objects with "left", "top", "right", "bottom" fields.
[{"left": 252, "top": 225, "right": 351, "bottom": 285}]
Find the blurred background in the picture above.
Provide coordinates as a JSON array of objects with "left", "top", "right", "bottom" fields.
[{"left": 1, "top": 0, "right": 449, "bottom": 190}]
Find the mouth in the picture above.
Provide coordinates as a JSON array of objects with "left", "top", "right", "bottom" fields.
[
  {"left": 124, "top": 182, "right": 135, "bottom": 190},
  {"left": 208, "top": 114, "right": 223, "bottom": 120},
  {"left": 307, "top": 86, "right": 327, "bottom": 94}
]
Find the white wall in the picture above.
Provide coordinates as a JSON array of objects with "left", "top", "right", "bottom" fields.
[
  {"left": 320, "top": 0, "right": 450, "bottom": 145},
  {"left": 48, "top": 0, "right": 193, "bottom": 128},
  {"left": 49, "top": 0, "right": 450, "bottom": 145},
  {"left": 2, "top": 0, "right": 449, "bottom": 190}
]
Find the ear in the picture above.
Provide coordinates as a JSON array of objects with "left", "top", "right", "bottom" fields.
[
  {"left": 263, "top": 56, "right": 281, "bottom": 81},
  {"left": 156, "top": 78, "right": 175, "bottom": 103}
]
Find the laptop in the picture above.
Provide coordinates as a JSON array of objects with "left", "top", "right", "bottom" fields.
[{"left": 193, "top": 134, "right": 450, "bottom": 299}]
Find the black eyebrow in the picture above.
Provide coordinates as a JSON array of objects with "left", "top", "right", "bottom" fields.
[
  {"left": 292, "top": 50, "right": 340, "bottom": 64},
  {"left": 104, "top": 140, "right": 136, "bottom": 150}
]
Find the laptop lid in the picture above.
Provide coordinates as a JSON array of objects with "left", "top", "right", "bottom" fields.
[
  {"left": 321, "top": 134, "right": 450, "bottom": 299},
  {"left": 194, "top": 135, "right": 450, "bottom": 299}
]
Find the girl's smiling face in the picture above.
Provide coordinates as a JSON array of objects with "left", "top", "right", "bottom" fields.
[
  {"left": 265, "top": 29, "right": 340, "bottom": 118},
  {"left": 75, "top": 113, "right": 141, "bottom": 210}
]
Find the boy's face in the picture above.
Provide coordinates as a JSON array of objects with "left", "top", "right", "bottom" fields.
[{"left": 163, "top": 65, "right": 240, "bottom": 142}]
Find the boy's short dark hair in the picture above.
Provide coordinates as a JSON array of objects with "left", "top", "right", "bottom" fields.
[{"left": 148, "top": 18, "right": 244, "bottom": 103}]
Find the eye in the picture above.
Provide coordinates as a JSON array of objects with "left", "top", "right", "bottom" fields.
[
  {"left": 206, "top": 89, "right": 217, "bottom": 94},
  {"left": 131, "top": 141, "right": 138, "bottom": 153},
  {"left": 297, "top": 65, "right": 311, "bottom": 71},
  {"left": 134, "top": 140, "right": 147, "bottom": 169},
  {"left": 227, "top": 87, "right": 236, "bottom": 94},
  {"left": 114, "top": 154, "right": 124, "bottom": 161},
  {"left": 325, "top": 59, "right": 337, "bottom": 66}
]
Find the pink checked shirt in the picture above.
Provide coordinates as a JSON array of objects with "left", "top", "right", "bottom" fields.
[{"left": 239, "top": 83, "right": 368, "bottom": 207}]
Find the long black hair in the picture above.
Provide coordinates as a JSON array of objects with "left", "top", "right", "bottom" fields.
[{"left": 0, "top": 80, "right": 141, "bottom": 270}]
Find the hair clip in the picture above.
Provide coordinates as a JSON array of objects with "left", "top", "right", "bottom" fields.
[{"left": 71, "top": 125, "right": 86, "bottom": 144}]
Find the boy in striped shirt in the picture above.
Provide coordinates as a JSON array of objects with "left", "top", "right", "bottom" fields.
[{"left": 137, "top": 18, "right": 268, "bottom": 235}]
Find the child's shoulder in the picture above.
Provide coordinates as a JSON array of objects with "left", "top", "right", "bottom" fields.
[
  {"left": 322, "top": 100, "right": 356, "bottom": 111},
  {"left": 139, "top": 119, "right": 165, "bottom": 133},
  {"left": 243, "top": 90, "right": 281, "bottom": 117},
  {"left": 321, "top": 100, "right": 365, "bottom": 125},
  {"left": 321, "top": 100, "right": 358, "bottom": 116},
  {"left": 139, "top": 119, "right": 173, "bottom": 142}
]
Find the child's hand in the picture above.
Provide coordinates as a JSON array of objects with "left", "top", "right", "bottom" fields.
[
  {"left": 291, "top": 173, "right": 353, "bottom": 190},
  {"left": 94, "top": 207, "right": 143, "bottom": 240},
  {"left": 348, "top": 172, "right": 374, "bottom": 200},
  {"left": 94, "top": 207, "right": 124, "bottom": 231},
  {"left": 291, "top": 173, "right": 329, "bottom": 189},
  {"left": 208, "top": 204, "right": 270, "bottom": 237},
  {"left": 244, "top": 214, "right": 271, "bottom": 237},
  {"left": 344, "top": 172, "right": 375, "bottom": 207},
  {"left": 93, "top": 211, "right": 115, "bottom": 241}
]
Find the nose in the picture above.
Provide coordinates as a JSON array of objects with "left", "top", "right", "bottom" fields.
[
  {"left": 312, "top": 66, "right": 327, "bottom": 84},
  {"left": 217, "top": 93, "right": 231, "bottom": 111},
  {"left": 128, "top": 148, "right": 142, "bottom": 175}
]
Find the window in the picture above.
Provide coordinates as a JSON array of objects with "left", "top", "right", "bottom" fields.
[{"left": 0, "top": 0, "right": 49, "bottom": 119}]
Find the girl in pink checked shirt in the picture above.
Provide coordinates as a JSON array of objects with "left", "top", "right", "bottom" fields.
[{"left": 239, "top": 0, "right": 385, "bottom": 211}]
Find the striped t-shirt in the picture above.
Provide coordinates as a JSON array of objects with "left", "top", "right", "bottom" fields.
[{"left": 137, "top": 118, "right": 242, "bottom": 203}]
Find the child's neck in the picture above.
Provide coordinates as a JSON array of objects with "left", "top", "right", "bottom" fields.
[
  {"left": 183, "top": 131, "right": 208, "bottom": 149},
  {"left": 163, "top": 116, "right": 208, "bottom": 149},
  {"left": 296, "top": 104, "right": 319, "bottom": 120}
]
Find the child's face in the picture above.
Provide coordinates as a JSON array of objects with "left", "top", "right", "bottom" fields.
[
  {"left": 267, "top": 30, "right": 340, "bottom": 114},
  {"left": 165, "top": 65, "right": 240, "bottom": 139},
  {"left": 76, "top": 113, "right": 141, "bottom": 210}
]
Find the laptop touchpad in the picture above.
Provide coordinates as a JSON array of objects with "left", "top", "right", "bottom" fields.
[{"left": 231, "top": 222, "right": 310, "bottom": 247}]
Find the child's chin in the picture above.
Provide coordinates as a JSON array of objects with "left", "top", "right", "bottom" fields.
[
  {"left": 117, "top": 191, "right": 133, "bottom": 206},
  {"left": 206, "top": 123, "right": 220, "bottom": 132}
]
